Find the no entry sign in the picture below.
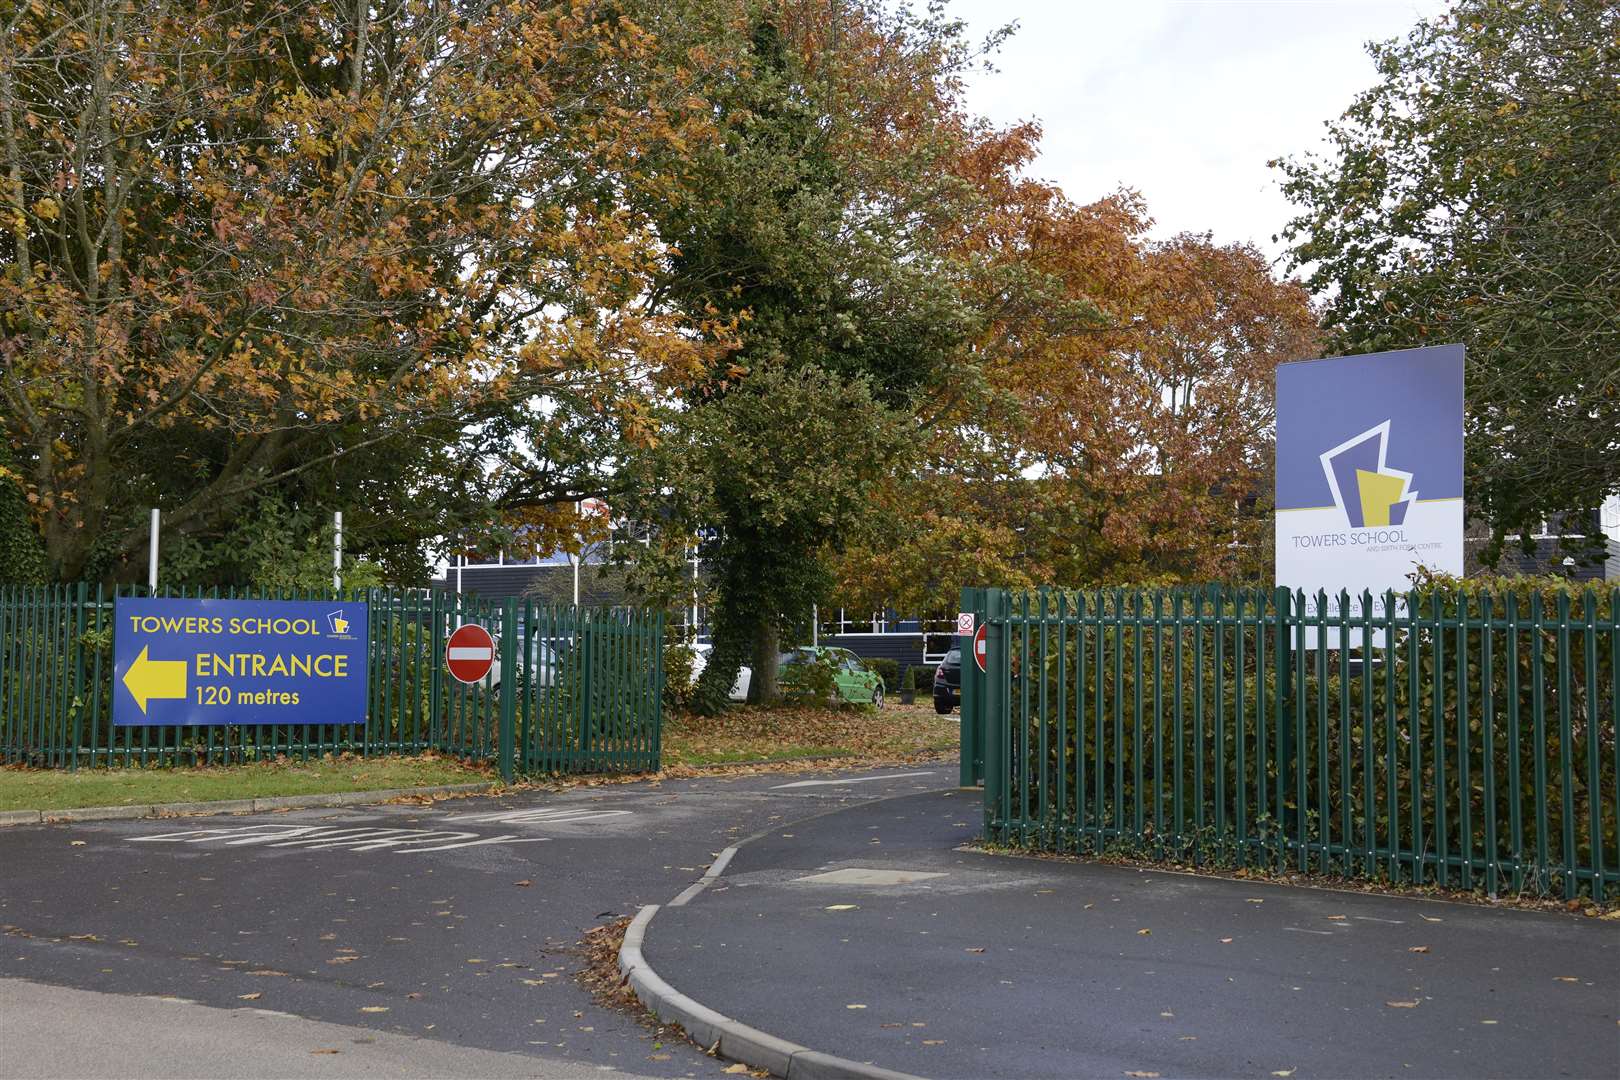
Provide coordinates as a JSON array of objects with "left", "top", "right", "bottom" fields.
[
  {"left": 973, "top": 623, "right": 988, "bottom": 673},
  {"left": 446, "top": 623, "right": 496, "bottom": 684}
]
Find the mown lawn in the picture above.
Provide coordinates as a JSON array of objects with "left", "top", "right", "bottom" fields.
[
  {"left": 0, "top": 754, "right": 495, "bottom": 812},
  {"left": 662, "top": 700, "right": 959, "bottom": 768}
]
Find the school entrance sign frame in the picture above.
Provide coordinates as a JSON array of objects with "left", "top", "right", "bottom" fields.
[{"left": 1274, "top": 344, "right": 1465, "bottom": 624}]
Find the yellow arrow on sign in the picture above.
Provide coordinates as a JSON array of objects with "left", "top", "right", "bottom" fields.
[{"left": 122, "top": 645, "right": 188, "bottom": 714}]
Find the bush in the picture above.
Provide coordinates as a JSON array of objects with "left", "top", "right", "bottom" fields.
[
  {"left": 662, "top": 642, "right": 698, "bottom": 713},
  {"left": 910, "top": 664, "right": 937, "bottom": 691},
  {"left": 864, "top": 657, "right": 899, "bottom": 688},
  {"left": 780, "top": 650, "right": 841, "bottom": 703}
]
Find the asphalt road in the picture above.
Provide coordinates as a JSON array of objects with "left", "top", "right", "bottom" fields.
[
  {"left": 0, "top": 765, "right": 952, "bottom": 1079},
  {"left": 646, "top": 788, "right": 1620, "bottom": 1080}
]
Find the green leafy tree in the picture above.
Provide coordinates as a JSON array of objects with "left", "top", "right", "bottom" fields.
[
  {"left": 0, "top": 442, "right": 46, "bottom": 584},
  {"left": 614, "top": 2, "right": 1003, "bottom": 704},
  {"left": 1274, "top": 0, "right": 1620, "bottom": 565}
]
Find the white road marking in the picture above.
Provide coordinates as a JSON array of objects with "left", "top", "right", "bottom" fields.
[
  {"left": 772, "top": 771, "right": 935, "bottom": 790},
  {"left": 1283, "top": 926, "right": 1336, "bottom": 936},
  {"left": 440, "top": 808, "right": 632, "bottom": 826},
  {"left": 1352, "top": 915, "right": 1406, "bottom": 924},
  {"left": 130, "top": 823, "right": 547, "bottom": 854},
  {"left": 794, "top": 868, "right": 947, "bottom": 885}
]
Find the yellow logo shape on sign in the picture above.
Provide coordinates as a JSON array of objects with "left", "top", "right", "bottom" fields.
[
  {"left": 122, "top": 645, "right": 188, "bottom": 714},
  {"left": 1355, "top": 469, "right": 1408, "bottom": 528}
]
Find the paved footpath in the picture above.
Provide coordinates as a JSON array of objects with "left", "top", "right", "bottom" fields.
[
  {"left": 0, "top": 765, "right": 949, "bottom": 1079},
  {"left": 646, "top": 787, "right": 1619, "bottom": 1079}
]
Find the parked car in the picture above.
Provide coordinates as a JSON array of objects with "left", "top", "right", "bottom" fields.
[
  {"left": 933, "top": 648, "right": 961, "bottom": 714},
  {"left": 488, "top": 637, "right": 560, "bottom": 692},
  {"left": 690, "top": 643, "right": 752, "bottom": 702},
  {"left": 779, "top": 646, "right": 885, "bottom": 706}
]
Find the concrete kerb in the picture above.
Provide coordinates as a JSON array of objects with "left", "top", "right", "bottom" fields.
[
  {"left": 1, "top": 782, "right": 494, "bottom": 828},
  {"left": 619, "top": 902, "right": 924, "bottom": 1080}
]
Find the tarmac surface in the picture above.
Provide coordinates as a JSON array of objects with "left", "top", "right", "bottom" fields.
[
  {"left": 646, "top": 788, "right": 1620, "bottom": 1079},
  {"left": 4, "top": 763, "right": 1616, "bottom": 1079},
  {"left": 0, "top": 764, "right": 950, "bottom": 1079}
]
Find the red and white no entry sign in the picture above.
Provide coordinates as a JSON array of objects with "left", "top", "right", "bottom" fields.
[
  {"left": 446, "top": 623, "right": 496, "bottom": 684},
  {"left": 973, "top": 623, "right": 988, "bottom": 673}
]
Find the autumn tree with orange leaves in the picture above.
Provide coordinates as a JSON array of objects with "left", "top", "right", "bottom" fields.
[{"left": 0, "top": 0, "right": 720, "bottom": 582}]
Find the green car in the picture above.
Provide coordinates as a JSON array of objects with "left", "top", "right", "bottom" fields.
[{"left": 778, "top": 646, "right": 885, "bottom": 706}]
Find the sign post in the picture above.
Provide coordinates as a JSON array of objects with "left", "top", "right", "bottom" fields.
[
  {"left": 113, "top": 598, "right": 368, "bottom": 727},
  {"left": 1275, "top": 344, "right": 1464, "bottom": 642}
]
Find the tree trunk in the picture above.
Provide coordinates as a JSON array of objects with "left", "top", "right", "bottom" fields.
[{"left": 752, "top": 619, "right": 780, "bottom": 704}]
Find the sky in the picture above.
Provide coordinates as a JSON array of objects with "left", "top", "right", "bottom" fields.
[{"left": 947, "top": 0, "right": 1448, "bottom": 264}]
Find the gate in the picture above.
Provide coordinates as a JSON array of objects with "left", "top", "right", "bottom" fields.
[
  {"left": 0, "top": 585, "right": 664, "bottom": 780},
  {"left": 977, "top": 585, "right": 1618, "bottom": 901}
]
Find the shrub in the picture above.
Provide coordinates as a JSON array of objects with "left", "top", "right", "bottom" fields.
[
  {"left": 662, "top": 642, "right": 698, "bottom": 713},
  {"left": 780, "top": 650, "right": 841, "bottom": 703},
  {"left": 864, "top": 657, "right": 899, "bottom": 688},
  {"left": 910, "top": 664, "right": 937, "bottom": 690}
]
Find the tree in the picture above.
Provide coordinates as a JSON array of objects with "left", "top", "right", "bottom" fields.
[
  {"left": 1273, "top": 0, "right": 1620, "bottom": 565},
  {"left": 0, "top": 0, "right": 717, "bottom": 582},
  {"left": 613, "top": 1, "right": 1007, "bottom": 704}
]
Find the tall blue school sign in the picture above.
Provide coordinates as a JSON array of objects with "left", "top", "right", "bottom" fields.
[
  {"left": 1275, "top": 344, "right": 1465, "bottom": 619},
  {"left": 113, "top": 597, "right": 369, "bottom": 726}
]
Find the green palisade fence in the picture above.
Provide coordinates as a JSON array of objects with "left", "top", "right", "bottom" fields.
[
  {"left": 0, "top": 584, "right": 663, "bottom": 780},
  {"left": 981, "top": 586, "right": 1619, "bottom": 900}
]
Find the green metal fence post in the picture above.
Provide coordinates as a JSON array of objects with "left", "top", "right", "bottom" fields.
[
  {"left": 959, "top": 586, "right": 979, "bottom": 788},
  {"left": 982, "top": 588, "right": 1007, "bottom": 843},
  {"left": 498, "top": 597, "right": 517, "bottom": 783},
  {"left": 1273, "top": 587, "right": 1293, "bottom": 871}
]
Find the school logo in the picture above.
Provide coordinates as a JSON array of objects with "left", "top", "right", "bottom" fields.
[
  {"left": 327, "top": 610, "right": 353, "bottom": 637},
  {"left": 1319, "top": 420, "right": 1416, "bottom": 529}
]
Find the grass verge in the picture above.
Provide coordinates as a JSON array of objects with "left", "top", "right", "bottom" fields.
[
  {"left": 662, "top": 700, "right": 959, "bottom": 769},
  {"left": 0, "top": 753, "right": 495, "bottom": 812}
]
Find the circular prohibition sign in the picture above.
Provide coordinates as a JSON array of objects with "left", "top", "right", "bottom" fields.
[{"left": 445, "top": 623, "right": 497, "bottom": 684}]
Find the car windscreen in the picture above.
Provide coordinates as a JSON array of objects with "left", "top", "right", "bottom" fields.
[{"left": 943, "top": 650, "right": 961, "bottom": 666}]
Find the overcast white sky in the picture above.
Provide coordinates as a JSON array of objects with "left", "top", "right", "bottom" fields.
[{"left": 947, "top": 0, "right": 1448, "bottom": 263}]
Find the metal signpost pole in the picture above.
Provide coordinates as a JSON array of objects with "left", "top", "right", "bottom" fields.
[
  {"left": 333, "top": 511, "right": 343, "bottom": 592},
  {"left": 148, "top": 508, "right": 160, "bottom": 594}
]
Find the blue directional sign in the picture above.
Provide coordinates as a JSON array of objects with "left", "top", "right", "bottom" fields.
[{"left": 113, "top": 597, "right": 369, "bottom": 727}]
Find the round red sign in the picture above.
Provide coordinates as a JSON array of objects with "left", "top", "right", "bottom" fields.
[
  {"left": 974, "top": 623, "right": 988, "bottom": 673},
  {"left": 446, "top": 623, "right": 496, "bottom": 684}
]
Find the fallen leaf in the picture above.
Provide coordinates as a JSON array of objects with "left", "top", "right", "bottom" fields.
[
  {"left": 724, "top": 1065, "right": 749, "bottom": 1074},
  {"left": 650, "top": 1053, "right": 671, "bottom": 1061},
  {"left": 237, "top": 992, "right": 262, "bottom": 1001},
  {"left": 965, "top": 947, "right": 985, "bottom": 954},
  {"left": 1179, "top": 1036, "right": 1197, "bottom": 1041},
  {"left": 1159, "top": 1012, "right": 1173, "bottom": 1018},
  {"left": 360, "top": 1006, "right": 390, "bottom": 1013},
  {"left": 1480, "top": 1020, "right": 1498, "bottom": 1025},
  {"left": 846, "top": 1004, "right": 867, "bottom": 1010},
  {"left": 1219, "top": 938, "right": 1233, "bottom": 944},
  {"left": 521, "top": 979, "right": 545, "bottom": 986},
  {"left": 514, "top": 880, "right": 532, "bottom": 887},
  {"left": 922, "top": 1040, "right": 945, "bottom": 1046},
  {"left": 69, "top": 841, "right": 86, "bottom": 847},
  {"left": 881, "top": 1023, "right": 902, "bottom": 1029},
  {"left": 327, "top": 956, "right": 358, "bottom": 965},
  {"left": 1553, "top": 976, "right": 1578, "bottom": 983},
  {"left": 1386, "top": 1000, "right": 1419, "bottom": 1008},
  {"left": 1326, "top": 914, "right": 1346, "bottom": 920},
  {"left": 824, "top": 905, "right": 858, "bottom": 911},
  {"left": 1408, "top": 946, "right": 1429, "bottom": 954},
  {"left": 1246, "top": 898, "right": 1264, "bottom": 903},
  {"left": 1124, "top": 1072, "right": 1160, "bottom": 1078},
  {"left": 1271, "top": 1070, "right": 1295, "bottom": 1077},
  {"left": 247, "top": 970, "right": 286, "bottom": 977},
  {"left": 1419, "top": 914, "right": 1442, "bottom": 923},
  {"left": 311, "top": 1049, "right": 339, "bottom": 1055},
  {"left": 1137, "top": 929, "right": 1151, "bottom": 936}
]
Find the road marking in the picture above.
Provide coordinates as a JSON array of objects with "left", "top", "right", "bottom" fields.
[
  {"left": 439, "top": 808, "right": 632, "bottom": 826},
  {"left": 1283, "top": 926, "right": 1336, "bottom": 936},
  {"left": 795, "top": 868, "right": 947, "bottom": 885},
  {"left": 130, "top": 823, "right": 548, "bottom": 854},
  {"left": 1352, "top": 915, "right": 1406, "bottom": 925},
  {"left": 772, "top": 771, "right": 935, "bottom": 790}
]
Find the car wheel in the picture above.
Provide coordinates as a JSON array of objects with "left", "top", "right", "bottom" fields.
[
  {"left": 872, "top": 685, "right": 884, "bottom": 709},
  {"left": 933, "top": 698, "right": 951, "bottom": 715}
]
